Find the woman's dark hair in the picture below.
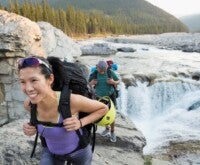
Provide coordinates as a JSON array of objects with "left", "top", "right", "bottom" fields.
[
  {"left": 33, "top": 56, "right": 53, "bottom": 79},
  {"left": 47, "top": 56, "right": 66, "bottom": 90}
]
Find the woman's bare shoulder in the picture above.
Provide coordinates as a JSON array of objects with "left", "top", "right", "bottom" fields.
[{"left": 71, "top": 93, "right": 91, "bottom": 102}]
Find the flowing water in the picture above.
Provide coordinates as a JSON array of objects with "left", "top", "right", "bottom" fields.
[
  {"left": 78, "top": 38, "right": 200, "bottom": 162},
  {"left": 110, "top": 43, "right": 200, "bottom": 163},
  {"left": 117, "top": 80, "right": 200, "bottom": 154}
]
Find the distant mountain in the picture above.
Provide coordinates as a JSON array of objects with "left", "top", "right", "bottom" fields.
[
  {"left": 0, "top": 0, "right": 188, "bottom": 33},
  {"left": 180, "top": 14, "right": 200, "bottom": 32}
]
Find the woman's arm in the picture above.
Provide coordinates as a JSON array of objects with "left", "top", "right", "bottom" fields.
[{"left": 63, "top": 94, "right": 108, "bottom": 131}]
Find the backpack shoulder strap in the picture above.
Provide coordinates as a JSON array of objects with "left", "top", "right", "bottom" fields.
[
  {"left": 91, "top": 124, "right": 97, "bottom": 152},
  {"left": 92, "top": 70, "right": 98, "bottom": 79},
  {"left": 58, "top": 84, "right": 72, "bottom": 118},
  {"left": 30, "top": 103, "right": 37, "bottom": 126},
  {"left": 29, "top": 103, "right": 38, "bottom": 158},
  {"left": 107, "top": 69, "right": 112, "bottom": 78}
]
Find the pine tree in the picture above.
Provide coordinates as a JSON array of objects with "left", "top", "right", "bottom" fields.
[
  {"left": 75, "top": 10, "right": 87, "bottom": 34},
  {"left": 66, "top": 5, "right": 76, "bottom": 33}
]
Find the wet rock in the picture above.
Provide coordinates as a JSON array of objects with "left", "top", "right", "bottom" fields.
[
  {"left": 117, "top": 47, "right": 136, "bottom": 52},
  {"left": 192, "top": 71, "right": 200, "bottom": 81},
  {"left": 81, "top": 43, "right": 117, "bottom": 55},
  {"left": 188, "top": 101, "right": 200, "bottom": 111},
  {"left": 121, "top": 74, "right": 137, "bottom": 87},
  {"left": 151, "top": 140, "right": 200, "bottom": 163}
]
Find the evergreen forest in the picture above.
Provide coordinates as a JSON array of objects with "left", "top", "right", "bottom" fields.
[{"left": 0, "top": 0, "right": 189, "bottom": 37}]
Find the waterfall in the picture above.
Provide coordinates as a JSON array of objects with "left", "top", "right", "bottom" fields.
[
  {"left": 116, "top": 82, "right": 128, "bottom": 115},
  {"left": 117, "top": 80, "right": 200, "bottom": 154}
]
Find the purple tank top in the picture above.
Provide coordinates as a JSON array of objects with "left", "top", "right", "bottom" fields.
[{"left": 37, "top": 115, "right": 80, "bottom": 155}]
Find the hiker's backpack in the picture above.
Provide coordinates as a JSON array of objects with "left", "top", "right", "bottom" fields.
[
  {"left": 106, "top": 60, "right": 118, "bottom": 71},
  {"left": 29, "top": 56, "right": 96, "bottom": 159}
]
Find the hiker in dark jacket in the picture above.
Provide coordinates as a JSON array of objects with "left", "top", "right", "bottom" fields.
[
  {"left": 18, "top": 55, "right": 108, "bottom": 165},
  {"left": 89, "top": 60, "right": 120, "bottom": 142}
]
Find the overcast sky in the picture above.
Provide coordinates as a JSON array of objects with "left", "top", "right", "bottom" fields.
[{"left": 145, "top": 0, "right": 200, "bottom": 17}]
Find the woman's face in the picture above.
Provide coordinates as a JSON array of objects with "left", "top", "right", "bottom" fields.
[{"left": 19, "top": 67, "right": 53, "bottom": 104}]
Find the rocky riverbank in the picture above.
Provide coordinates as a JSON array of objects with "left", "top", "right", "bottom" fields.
[{"left": 105, "top": 33, "right": 200, "bottom": 53}]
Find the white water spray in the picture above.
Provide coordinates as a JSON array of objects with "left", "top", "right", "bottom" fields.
[{"left": 118, "top": 80, "right": 200, "bottom": 154}]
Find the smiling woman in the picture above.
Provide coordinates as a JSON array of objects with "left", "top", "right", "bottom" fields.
[{"left": 18, "top": 55, "right": 108, "bottom": 165}]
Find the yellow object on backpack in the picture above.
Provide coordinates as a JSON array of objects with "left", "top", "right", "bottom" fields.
[{"left": 95, "top": 96, "right": 116, "bottom": 126}]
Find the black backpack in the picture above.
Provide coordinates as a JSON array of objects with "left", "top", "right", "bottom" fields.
[{"left": 29, "top": 56, "right": 96, "bottom": 159}]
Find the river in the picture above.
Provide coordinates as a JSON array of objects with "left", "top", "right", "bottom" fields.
[{"left": 77, "top": 35, "right": 200, "bottom": 164}]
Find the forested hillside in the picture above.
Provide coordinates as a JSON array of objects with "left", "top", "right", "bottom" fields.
[
  {"left": 180, "top": 14, "right": 200, "bottom": 32},
  {"left": 0, "top": 0, "right": 188, "bottom": 36}
]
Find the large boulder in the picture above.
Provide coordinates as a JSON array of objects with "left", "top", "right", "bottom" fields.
[
  {"left": 80, "top": 42, "right": 117, "bottom": 55},
  {"left": 0, "top": 10, "right": 45, "bottom": 123},
  {"left": 38, "top": 22, "right": 81, "bottom": 61},
  {"left": 0, "top": 10, "right": 45, "bottom": 57},
  {"left": 0, "top": 10, "right": 82, "bottom": 122}
]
